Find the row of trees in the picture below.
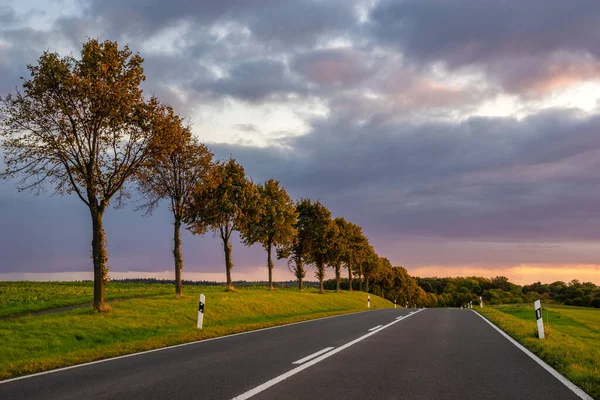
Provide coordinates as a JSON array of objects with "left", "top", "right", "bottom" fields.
[
  {"left": 0, "top": 39, "right": 427, "bottom": 311},
  {"left": 522, "top": 280, "right": 600, "bottom": 308},
  {"left": 415, "top": 276, "right": 600, "bottom": 308},
  {"left": 4, "top": 39, "right": 595, "bottom": 312}
]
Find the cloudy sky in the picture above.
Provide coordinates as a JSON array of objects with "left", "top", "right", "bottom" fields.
[{"left": 1, "top": 0, "right": 600, "bottom": 284}]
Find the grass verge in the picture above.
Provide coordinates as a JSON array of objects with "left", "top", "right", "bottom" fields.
[
  {"left": 0, "top": 286, "right": 391, "bottom": 380},
  {"left": 476, "top": 304, "right": 600, "bottom": 399},
  {"left": 0, "top": 281, "right": 176, "bottom": 318}
]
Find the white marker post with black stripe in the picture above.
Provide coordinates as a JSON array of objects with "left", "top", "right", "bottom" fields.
[
  {"left": 394, "top": 299, "right": 397, "bottom": 308},
  {"left": 534, "top": 300, "right": 544, "bottom": 339},
  {"left": 479, "top": 296, "right": 483, "bottom": 308},
  {"left": 368, "top": 295, "right": 371, "bottom": 308},
  {"left": 197, "top": 294, "right": 205, "bottom": 329}
]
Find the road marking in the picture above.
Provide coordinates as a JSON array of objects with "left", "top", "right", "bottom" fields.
[
  {"left": 473, "top": 311, "right": 593, "bottom": 400},
  {"left": 395, "top": 316, "right": 406, "bottom": 320},
  {"left": 0, "top": 308, "right": 378, "bottom": 385},
  {"left": 292, "top": 347, "right": 335, "bottom": 365},
  {"left": 368, "top": 325, "right": 383, "bottom": 332},
  {"left": 231, "top": 309, "right": 424, "bottom": 400}
]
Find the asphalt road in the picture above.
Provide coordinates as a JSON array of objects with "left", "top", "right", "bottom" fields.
[{"left": 0, "top": 308, "right": 587, "bottom": 400}]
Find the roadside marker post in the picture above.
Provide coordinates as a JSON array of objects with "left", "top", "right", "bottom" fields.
[
  {"left": 197, "top": 294, "right": 205, "bottom": 329},
  {"left": 479, "top": 296, "right": 483, "bottom": 308},
  {"left": 405, "top": 302, "right": 408, "bottom": 308},
  {"left": 368, "top": 295, "right": 370, "bottom": 308},
  {"left": 394, "top": 299, "right": 397, "bottom": 308},
  {"left": 534, "top": 300, "right": 544, "bottom": 339}
]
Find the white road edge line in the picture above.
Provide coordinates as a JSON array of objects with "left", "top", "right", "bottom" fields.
[
  {"left": 472, "top": 310, "right": 593, "bottom": 400},
  {"left": 292, "top": 347, "right": 335, "bottom": 365},
  {"left": 231, "top": 309, "right": 425, "bottom": 400},
  {"left": 368, "top": 325, "right": 383, "bottom": 332},
  {"left": 0, "top": 308, "right": 379, "bottom": 385},
  {"left": 395, "top": 316, "right": 406, "bottom": 320}
]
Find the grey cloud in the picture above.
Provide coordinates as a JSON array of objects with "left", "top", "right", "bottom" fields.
[
  {"left": 194, "top": 59, "right": 306, "bottom": 102},
  {"left": 85, "top": 0, "right": 355, "bottom": 46},
  {"left": 53, "top": 16, "right": 103, "bottom": 49},
  {"left": 84, "top": 0, "right": 257, "bottom": 38},
  {"left": 208, "top": 108, "right": 600, "bottom": 242},
  {"left": 243, "top": 0, "right": 355, "bottom": 46},
  {"left": 369, "top": 0, "right": 600, "bottom": 94},
  {"left": 234, "top": 124, "right": 260, "bottom": 132},
  {"left": 370, "top": 0, "right": 600, "bottom": 65},
  {"left": 0, "top": 5, "right": 16, "bottom": 27},
  {"left": 0, "top": 26, "right": 58, "bottom": 96}
]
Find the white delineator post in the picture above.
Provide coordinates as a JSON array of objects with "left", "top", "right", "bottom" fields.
[
  {"left": 197, "top": 294, "right": 205, "bottom": 329},
  {"left": 394, "top": 299, "right": 397, "bottom": 308},
  {"left": 368, "top": 295, "right": 371, "bottom": 308},
  {"left": 479, "top": 296, "right": 483, "bottom": 308},
  {"left": 534, "top": 300, "right": 544, "bottom": 339}
]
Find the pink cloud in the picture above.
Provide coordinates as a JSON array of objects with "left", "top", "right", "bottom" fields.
[
  {"left": 492, "top": 52, "right": 600, "bottom": 96},
  {"left": 293, "top": 48, "right": 371, "bottom": 86}
]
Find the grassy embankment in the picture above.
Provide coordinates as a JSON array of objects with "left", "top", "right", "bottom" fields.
[
  {"left": 0, "top": 281, "right": 176, "bottom": 318},
  {"left": 476, "top": 304, "right": 600, "bottom": 399},
  {"left": 0, "top": 283, "right": 392, "bottom": 380}
]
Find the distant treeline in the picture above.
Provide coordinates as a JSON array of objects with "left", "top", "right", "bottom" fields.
[
  {"left": 415, "top": 276, "right": 600, "bottom": 308},
  {"left": 113, "top": 276, "right": 600, "bottom": 309},
  {"left": 111, "top": 278, "right": 320, "bottom": 289}
]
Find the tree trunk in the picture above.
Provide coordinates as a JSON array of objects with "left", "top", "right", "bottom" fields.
[
  {"left": 348, "top": 264, "right": 353, "bottom": 291},
  {"left": 317, "top": 259, "right": 325, "bottom": 294},
  {"left": 267, "top": 244, "right": 274, "bottom": 291},
  {"left": 222, "top": 228, "right": 234, "bottom": 291},
  {"left": 365, "top": 277, "right": 369, "bottom": 293},
  {"left": 335, "top": 262, "right": 341, "bottom": 292},
  {"left": 359, "top": 266, "right": 363, "bottom": 292},
  {"left": 297, "top": 259, "right": 304, "bottom": 291},
  {"left": 295, "top": 257, "right": 304, "bottom": 292},
  {"left": 173, "top": 216, "right": 183, "bottom": 297},
  {"left": 90, "top": 205, "right": 108, "bottom": 311}
]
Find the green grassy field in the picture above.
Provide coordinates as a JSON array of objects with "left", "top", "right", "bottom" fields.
[
  {"left": 0, "top": 284, "right": 392, "bottom": 380},
  {"left": 0, "top": 281, "right": 176, "bottom": 318},
  {"left": 476, "top": 304, "right": 600, "bottom": 399}
]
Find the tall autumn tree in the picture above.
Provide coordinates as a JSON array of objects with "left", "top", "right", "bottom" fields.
[
  {"left": 0, "top": 39, "right": 161, "bottom": 311},
  {"left": 355, "top": 242, "right": 374, "bottom": 291},
  {"left": 390, "top": 266, "right": 421, "bottom": 307},
  {"left": 244, "top": 179, "right": 296, "bottom": 291},
  {"left": 136, "top": 106, "right": 213, "bottom": 297},
  {"left": 363, "top": 250, "right": 382, "bottom": 293},
  {"left": 277, "top": 200, "right": 309, "bottom": 291},
  {"left": 376, "top": 256, "right": 393, "bottom": 299},
  {"left": 184, "top": 158, "right": 260, "bottom": 291},
  {"left": 301, "top": 199, "right": 337, "bottom": 294},
  {"left": 277, "top": 237, "right": 307, "bottom": 291},
  {"left": 330, "top": 217, "right": 350, "bottom": 293},
  {"left": 345, "top": 222, "right": 368, "bottom": 291}
]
